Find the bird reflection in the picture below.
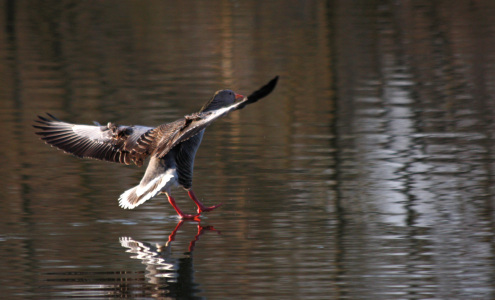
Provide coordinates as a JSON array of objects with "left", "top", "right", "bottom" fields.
[{"left": 119, "top": 220, "right": 220, "bottom": 298}]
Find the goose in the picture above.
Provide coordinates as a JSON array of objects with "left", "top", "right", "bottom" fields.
[{"left": 34, "top": 76, "right": 278, "bottom": 219}]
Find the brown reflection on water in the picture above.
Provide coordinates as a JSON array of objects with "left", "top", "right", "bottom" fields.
[
  {"left": 39, "top": 221, "right": 215, "bottom": 298},
  {"left": 1, "top": 0, "right": 495, "bottom": 299}
]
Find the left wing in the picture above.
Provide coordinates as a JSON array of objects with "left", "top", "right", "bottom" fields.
[{"left": 34, "top": 114, "right": 153, "bottom": 166}]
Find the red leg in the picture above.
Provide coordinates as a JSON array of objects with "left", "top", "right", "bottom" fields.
[
  {"left": 188, "top": 224, "right": 221, "bottom": 252},
  {"left": 167, "top": 193, "right": 201, "bottom": 220},
  {"left": 167, "top": 220, "right": 185, "bottom": 244},
  {"left": 188, "top": 190, "right": 222, "bottom": 214}
]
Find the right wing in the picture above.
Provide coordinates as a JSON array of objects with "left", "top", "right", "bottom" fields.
[
  {"left": 148, "top": 76, "right": 279, "bottom": 158},
  {"left": 34, "top": 114, "right": 154, "bottom": 166},
  {"left": 234, "top": 76, "right": 279, "bottom": 110}
]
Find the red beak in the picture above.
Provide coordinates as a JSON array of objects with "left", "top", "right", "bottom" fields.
[{"left": 235, "top": 93, "right": 244, "bottom": 100}]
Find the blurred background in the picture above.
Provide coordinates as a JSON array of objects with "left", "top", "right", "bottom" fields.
[{"left": 1, "top": 0, "right": 495, "bottom": 299}]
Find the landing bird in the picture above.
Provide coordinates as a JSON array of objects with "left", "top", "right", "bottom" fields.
[{"left": 34, "top": 77, "right": 278, "bottom": 219}]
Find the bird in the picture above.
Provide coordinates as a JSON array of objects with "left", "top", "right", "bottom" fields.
[{"left": 34, "top": 76, "right": 278, "bottom": 219}]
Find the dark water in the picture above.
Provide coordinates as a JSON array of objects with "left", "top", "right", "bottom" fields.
[{"left": 2, "top": 0, "right": 495, "bottom": 299}]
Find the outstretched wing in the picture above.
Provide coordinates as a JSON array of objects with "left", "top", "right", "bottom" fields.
[
  {"left": 235, "top": 76, "right": 279, "bottom": 110},
  {"left": 35, "top": 76, "right": 279, "bottom": 165},
  {"left": 150, "top": 76, "right": 279, "bottom": 158},
  {"left": 34, "top": 114, "right": 153, "bottom": 166}
]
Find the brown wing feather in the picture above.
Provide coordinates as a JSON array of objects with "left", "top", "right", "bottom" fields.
[
  {"left": 35, "top": 77, "right": 279, "bottom": 165},
  {"left": 34, "top": 114, "right": 153, "bottom": 166},
  {"left": 153, "top": 113, "right": 210, "bottom": 158},
  {"left": 133, "top": 119, "right": 187, "bottom": 158},
  {"left": 150, "top": 76, "right": 279, "bottom": 159}
]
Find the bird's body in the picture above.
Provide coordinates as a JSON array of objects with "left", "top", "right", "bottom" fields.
[
  {"left": 34, "top": 77, "right": 278, "bottom": 219},
  {"left": 118, "top": 130, "right": 204, "bottom": 210}
]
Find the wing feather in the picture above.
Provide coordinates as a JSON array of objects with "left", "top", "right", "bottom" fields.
[
  {"left": 34, "top": 114, "right": 153, "bottom": 166},
  {"left": 149, "top": 76, "right": 279, "bottom": 159},
  {"left": 34, "top": 77, "right": 279, "bottom": 165}
]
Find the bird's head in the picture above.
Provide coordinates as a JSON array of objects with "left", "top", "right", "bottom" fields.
[{"left": 200, "top": 89, "right": 244, "bottom": 113}]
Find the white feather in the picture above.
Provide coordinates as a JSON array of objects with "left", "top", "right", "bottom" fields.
[{"left": 118, "top": 169, "right": 178, "bottom": 209}]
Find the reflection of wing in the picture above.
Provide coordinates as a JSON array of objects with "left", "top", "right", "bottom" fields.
[
  {"left": 149, "top": 76, "right": 279, "bottom": 158},
  {"left": 120, "top": 237, "right": 174, "bottom": 266},
  {"left": 34, "top": 114, "right": 153, "bottom": 166},
  {"left": 120, "top": 237, "right": 178, "bottom": 282}
]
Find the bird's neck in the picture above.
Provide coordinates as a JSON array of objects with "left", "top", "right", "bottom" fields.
[{"left": 200, "top": 98, "right": 224, "bottom": 113}]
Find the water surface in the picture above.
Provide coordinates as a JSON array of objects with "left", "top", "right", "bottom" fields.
[{"left": 1, "top": 0, "right": 495, "bottom": 299}]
